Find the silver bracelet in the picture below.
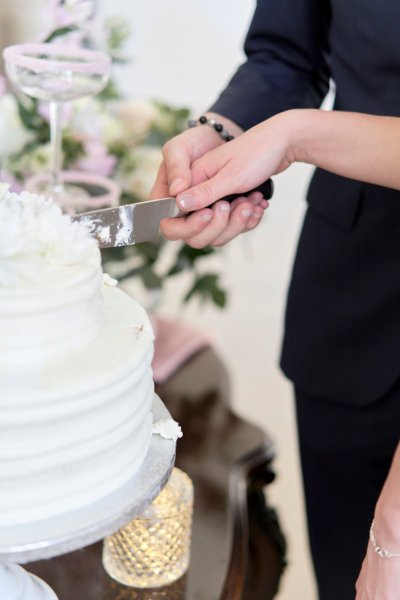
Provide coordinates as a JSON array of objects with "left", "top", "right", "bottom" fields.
[
  {"left": 370, "top": 519, "right": 400, "bottom": 558},
  {"left": 187, "top": 115, "right": 235, "bottom": 142}
]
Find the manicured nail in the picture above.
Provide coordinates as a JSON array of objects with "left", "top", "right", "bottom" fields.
[
  {"left": 178, "top": 193, "right": 196, "bottom": 211},
  {"left": 218, "top": 202, "right": 230, "bottom": 213},
  {"left": 241, "top": 207, "right": 253, "bottom": 218}
]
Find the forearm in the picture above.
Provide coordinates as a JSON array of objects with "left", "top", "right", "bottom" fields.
[
  {"left": 292, "top": 109, "right": 400, "bottom": 190},
  {"left": 209, "top": 0, "right": 331, "bottom": 130},
  {"left": 374, "top": 442, "right": 400, "bottom": 548}
]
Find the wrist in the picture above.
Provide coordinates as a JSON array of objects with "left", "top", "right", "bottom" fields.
[
  {"left": 286, "top": 108, "right": 325, "bottom": 165},
  {"left": 374, "top": 501, "right": 400, "bottom": 549},
  {"left": 205, "top": 112, "right": 244, "bottom": 138}
]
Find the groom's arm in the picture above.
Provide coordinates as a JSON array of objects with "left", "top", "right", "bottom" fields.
[
  {"left": 210, "top": 0, "right": 332, "bottom": 130},
  {"left": 154, "top": 0, "right": 332, "bottom": 243}
]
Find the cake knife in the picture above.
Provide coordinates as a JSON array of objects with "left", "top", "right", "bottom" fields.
[{"left": 72, "top": 178, "right": 274, "bottom": 248}]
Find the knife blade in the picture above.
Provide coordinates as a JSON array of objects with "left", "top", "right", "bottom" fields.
[{"left": 73, "top": 178, "right": 274, "bottom": 249}]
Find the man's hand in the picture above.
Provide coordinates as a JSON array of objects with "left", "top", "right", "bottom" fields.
[{"left": 160, "top": 193, "right": 269, "bottom": 248}]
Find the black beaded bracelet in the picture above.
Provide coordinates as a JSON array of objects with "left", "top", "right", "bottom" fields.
[{"left": 188, "top": 115, "right": 235, "bottom": 141}]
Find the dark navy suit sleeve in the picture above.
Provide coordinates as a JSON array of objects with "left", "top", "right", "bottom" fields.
[{"left": 210, "top": 0, "right": 331, "bottom": 130}]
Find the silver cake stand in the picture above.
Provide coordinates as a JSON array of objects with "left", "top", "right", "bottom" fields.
[{"left": 0, "top": 394, "right": 176, "bottom": 600}]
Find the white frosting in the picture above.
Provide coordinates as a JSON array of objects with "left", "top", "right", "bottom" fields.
[
  {"left": 0, "top": 189, "right": 104, "bottom": 365},
  {"left": 0, "top": 193, "right": 155, "bottom": 526},
  {"left": 115, "top": 204, "right": 133, "bottom": 246},
  {"left": 0, "top": 286, "right": 155, "bottom": 526},
  {"left": 103, "top": 272, "right": 118, "bottom": 286},
  {"left": 0, "top": 188, "right": 98, "bottom": 288},
  {"left": 152, "top": 419, "right": 183, "bottom": 441}
]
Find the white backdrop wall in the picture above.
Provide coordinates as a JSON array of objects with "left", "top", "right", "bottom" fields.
[{"left": 97, "top": 0, "right": 255, "bottom": 109}]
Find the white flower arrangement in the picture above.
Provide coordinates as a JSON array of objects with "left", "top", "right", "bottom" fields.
[
  {"left": 0, "top": 1, "right": 227, "bottom": 308},
  {"left": 0, "top": 187, "right": 98, "bottom": 286}
]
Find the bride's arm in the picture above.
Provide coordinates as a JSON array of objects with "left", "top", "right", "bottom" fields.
[
  {"left": 293, "top": 109, "right": 400, "bottom": 190},
  {"left": 356, "top": 442, "right": 400, "bottom": 599},
  {"left": 159, "top": 107, "right": 400, "bottom": 249}
]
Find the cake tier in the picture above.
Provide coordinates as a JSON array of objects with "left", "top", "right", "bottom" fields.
[
  {"left": 0, "top": 284, "right": 155, "bottom": 526},
  {"left": 0, "top": 257, "right": 104, "bottom": 366}
]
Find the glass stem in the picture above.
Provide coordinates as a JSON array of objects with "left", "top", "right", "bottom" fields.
[{"left": 49, "top": 100, "right": 64, "bottom": 193}]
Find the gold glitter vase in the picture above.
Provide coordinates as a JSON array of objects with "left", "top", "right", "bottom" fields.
[{"left": 102, "top": 468, "right": 194, "bottom": 588}]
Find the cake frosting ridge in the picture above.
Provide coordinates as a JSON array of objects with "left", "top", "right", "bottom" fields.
[
  {"left": 0, "top": 189, "right": 155, "bottom": 526},
  {"left": 0, "top": 187, "right": 104, "bottom": 365}
]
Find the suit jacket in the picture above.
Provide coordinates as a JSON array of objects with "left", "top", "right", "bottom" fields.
[{"left": 210, "top": 0, "right": 400, "bottom": 404}]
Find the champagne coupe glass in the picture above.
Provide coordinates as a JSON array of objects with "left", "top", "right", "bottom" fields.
[{"left": 3, "top": 43, "right": 112, "bottom": 208}]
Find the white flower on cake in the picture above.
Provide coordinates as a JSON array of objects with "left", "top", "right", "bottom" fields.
[{"left": 0, "top": 188, "right": 99, "bottom": 287}]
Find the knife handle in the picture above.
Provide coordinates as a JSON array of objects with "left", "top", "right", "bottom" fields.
[{"left": 218, "top": 178, "right": 274, "bottom": 203}]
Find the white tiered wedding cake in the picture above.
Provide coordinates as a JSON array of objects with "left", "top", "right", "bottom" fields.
[{"left": 0, "top": 189, "right": 155, "bottom": 526}]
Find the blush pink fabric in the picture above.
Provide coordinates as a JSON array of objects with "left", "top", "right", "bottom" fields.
[{"left": 151, "top": 315, "right": 213, "bottom": 384}]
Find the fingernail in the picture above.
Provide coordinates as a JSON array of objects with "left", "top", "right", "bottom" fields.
[
  {"left": 170, "top": 178, "right": 184, "bottom": 195},
  {"left": 178, "top": 193, "right": 196, "bottom": 211},
  {"left": 201, "top": 212, "right": 212, "bottom": 222},
  {"left": 242, "top": 208, "right": 253, "bottom": 218},
  {"left": 218, "top": 202, "right": 230, "bottom": 213}
]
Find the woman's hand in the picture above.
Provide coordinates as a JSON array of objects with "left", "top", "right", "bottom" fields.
[
  {"left": 356, "top": 453, "right": 400, "bottom": 600},
  {"left": 356, "top": 542, "right": 400, "bottom": 599},
  {"left": 176, "top": 112, "right": 293, "bottom": 212}
]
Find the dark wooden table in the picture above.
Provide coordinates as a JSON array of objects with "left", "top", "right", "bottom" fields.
[{"left": 27, "top": 348, "right": 286, "bottom": 599}]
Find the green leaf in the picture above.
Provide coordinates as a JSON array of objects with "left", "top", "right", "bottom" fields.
[
  {"left": 105, "top": 17, "right": 130, "bottom": 52},
  {"left": 184, "top": 273, "right": 227, "bottom": 308},
  {"left": 132, "top": 241, "right": 163, "bottom": 264},
  {"left": 16, "top": 97, "right": 44, "bottom": 131},
  {"left": 166, "top": 245, "right": 216, "bottom": 276},
  {"left": 211, "top": 287, "right": 227, "bottom": 308},
  {"left": 44, "top": 26, "right": 79, "bottom": 43},
  {"left": 138, "top": 265, "right": 163, "bottom": 290},
  {"left": 100, "top": 246, "right": 127, "bottom": 263},
  {"left": 98, "top": 80, "right": 121, "bottom": 102},
  {"left": 166, "top": 259, "right": 187, "bottom": 277},
  {"left": 62, "top": 135, "right": 85, "bottom": 165},
  {"left": 178, "top": 244, "right": 215, "bottom": 263}
]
